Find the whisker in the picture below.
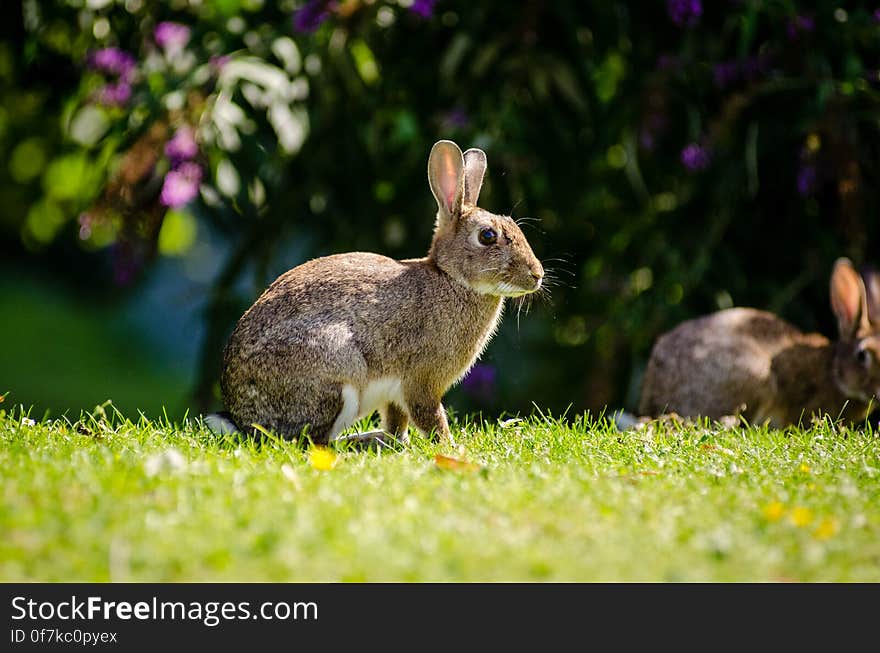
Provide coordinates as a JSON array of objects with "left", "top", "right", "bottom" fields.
[
  {"left": 539, "top": 266, "right": 576, "bottom": 290},
  {"left": 515, "top": 216, "right": 541, "bottom": 226},
  {"left": 541, "top": 260, "right": 576, "bottom": 276}
]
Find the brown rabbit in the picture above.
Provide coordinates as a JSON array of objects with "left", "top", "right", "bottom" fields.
[
  {"left": 210, "top": 140, "right": 544, "bottom": 443},
  {"left": 638, "top": 258, "right": 880, "bottom": 427}
]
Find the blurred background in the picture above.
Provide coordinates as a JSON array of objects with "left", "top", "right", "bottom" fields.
[{"left": 2, "top": 0, "right": 879, "bottom": 421}]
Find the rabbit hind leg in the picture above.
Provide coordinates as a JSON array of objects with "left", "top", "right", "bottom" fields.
[{"left": 252, "top": 381, "right": 348, "bottom": 444}]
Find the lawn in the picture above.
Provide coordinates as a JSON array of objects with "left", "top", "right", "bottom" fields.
[{"left": 1, "top": 403, "right": 878, "bottom": 582}]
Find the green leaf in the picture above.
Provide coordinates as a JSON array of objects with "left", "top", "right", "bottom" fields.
[
  {"left": 42, "top": 153, "right": 100, "bottom": 201},
  {"left": 350, "top": 40, "right": 379, "bottom": 86},
  {"left": 592, "top": 52, "right": 626, "bottom": 104},
  {"left": 211, "top": 0, "right": 242, "bottom": 17},
  {"left": 24, "top": 199, "right": 66, "bottom": 244},
  {"left": 10, "top": 138, "right": 47, "bottom": 183},
  {"left": 158, "top": 209, "right": 198, "bottom": 256}
]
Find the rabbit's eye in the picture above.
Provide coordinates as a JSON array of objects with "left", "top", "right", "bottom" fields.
[
  {"left": 857, "top": 348, "right": 871, "bottom": 367},
  {"left": 478, "top": 228, "right": 497, "bottom": 246}
]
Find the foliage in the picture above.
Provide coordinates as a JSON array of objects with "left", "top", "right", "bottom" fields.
[
  {"left": 2, "top": 407, "right": 879, "bottom": 581},
  {"left": 3, "top": 1, "right": 880, "bottom": 415}
]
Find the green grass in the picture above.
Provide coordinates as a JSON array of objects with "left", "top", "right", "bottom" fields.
[{"left": 1, "top": 403, "right": 879, "bottom": 582}]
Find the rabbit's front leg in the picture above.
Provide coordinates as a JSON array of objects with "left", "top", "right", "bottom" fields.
[
  {"left": 380, "top": 403, "right": 410, "bottom": 444},
  {"left": 405, "top": 394, "right": 452, "bottom": 443}
]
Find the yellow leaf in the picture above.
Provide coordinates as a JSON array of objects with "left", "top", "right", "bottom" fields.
[
  {"left": 789, "top": 506, "right": 813, "bottom": 528},
  {"left": 434, "top": 454, "right": 482, "bottom": 474},
  {"left": 308, "top": 446, "right": 337, "bottom": 471},
  {"left": 763, "top": 501, "right": 785, "bottom": 522},
  {"left": 813, "top": 517, "right": 839, "bottom": 541}
]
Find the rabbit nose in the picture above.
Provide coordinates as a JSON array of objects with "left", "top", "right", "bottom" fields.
[{"left": 530, "top": 269, "right": 543, "bottom": 288}]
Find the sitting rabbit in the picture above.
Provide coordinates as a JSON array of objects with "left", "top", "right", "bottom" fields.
[
  {"left": 639, "top": 258, "right": 880, "bottom": 427},
  {"left": 210, "top": 140, "right": 544, "bottom": 443}
]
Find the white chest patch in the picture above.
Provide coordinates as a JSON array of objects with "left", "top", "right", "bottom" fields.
[
  {"left": 328, "top": 378, "right": 405, "bottom": 441},
  {"left": 359, "top": 377, "right": 405, "bottom": 417}
]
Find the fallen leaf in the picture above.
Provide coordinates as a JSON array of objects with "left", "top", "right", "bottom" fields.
[
  {"left": 434, "top": 454, "right": 482, "bottom": 473},
  {"left": 763, "top": 501, "right": 785, "bottom": 522},
  {"left": 701, "top": 444, "right": 735, "bottom": 456},
  {"left": 613, "top": 470, "right": 661, "bottom": 483},
  {"left": 308, "top": 446, "right": 338, "bottom": 471}
]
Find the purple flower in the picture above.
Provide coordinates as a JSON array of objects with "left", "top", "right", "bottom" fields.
[
  {"left": 667, "top": 0, "right": 702, "bottom": 27},
  {"left": 873, "top": 8, "right": 880, "bottom": 23},
  {"left": 154, "top": 21, "right": 191, "bottom": 53},
  {"left": 165, "top": 126, "right": 199, "bottom": 164},
  {"left": 293, "top": 0, "right": 332, "bottom": 33},
  {"left": 796, "top": 165, "right": 817, "bottom": 197},
  {"left": 409, "top": 0, "right": 439, "bottom": 19},
  {"left": 210, "top": 55, "right": 231, "bottom": 71},
  {"left": 97, "top": 81, "right": 132, "bottom": 106},
  {"left": 160, "top": 162, "right": 203, "bottom": 208},
  {"left": 461, "top": 363, "right": 496, "bottom": 402},
  {"left": 88, "top": 47, "right": 136, "bottom": 81},
  {"left": 680, "top": 143, "right": 711, "bottom": 172},
  {"left": 78, "top": 213, "right": 94, "bottom": 240},
  {"left": 786, "top": 14, "right": 815, "bottom": 40}
]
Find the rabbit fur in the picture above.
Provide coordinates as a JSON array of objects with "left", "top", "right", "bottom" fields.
[
  {"left": 639, "top": 258, "right": 880, "bottom": 427},
  {"left": 216, "top": 140, "right": 544, "bottom": 443}
]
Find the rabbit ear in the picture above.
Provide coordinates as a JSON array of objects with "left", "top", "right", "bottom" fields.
[
  {"left": 428, "top": 140, "right": 464, "bottom": 222},
  {"left": 830, "top": 258, "right": 869, "bottom": 339},
  {"left": 861, "top": 265, "right": 880, "bottom": 327},
  {"left": 462, "top": 148, "right": 487, "bottom": 206}
]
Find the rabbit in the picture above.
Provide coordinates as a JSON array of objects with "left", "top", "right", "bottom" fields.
[
  {"left": 638, "top": 258, "right": 880, "bottom": 427},
  {"left": 211, "top": 140, "right": 544, "bottom": 444}
]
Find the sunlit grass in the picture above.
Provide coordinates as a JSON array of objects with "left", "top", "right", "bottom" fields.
[{"left": 1, "top": 403, "right": 878, "bottom": 581}]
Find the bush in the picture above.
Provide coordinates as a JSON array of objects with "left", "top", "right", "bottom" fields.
[{"left": 3, "top": 0, "right": 880, "bottom": 415}]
